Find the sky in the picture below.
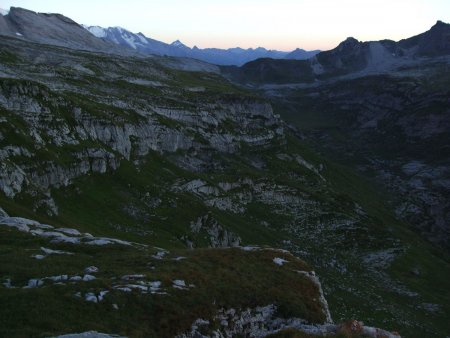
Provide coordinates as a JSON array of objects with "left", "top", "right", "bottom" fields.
[{"left": 2, "top": 0, "right": 449, "bottom": 51}]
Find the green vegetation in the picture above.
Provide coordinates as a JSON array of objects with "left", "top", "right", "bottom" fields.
[
  {"left": 0, "top": 36, "right": 449, "bottom": 338},
  {"left": 0, "top": 226, "right": 323, "bottom": 337}
]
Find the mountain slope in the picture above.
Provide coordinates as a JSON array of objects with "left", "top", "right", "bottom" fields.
[
  {"left": 226, "top": 22, "right": 450, "bottom": 251},
  {"left": 0, "top": 32, "right": 449, "bottom": 337},
  {"left": 0, "top": 7, "right": 128, "bottom": 54}
]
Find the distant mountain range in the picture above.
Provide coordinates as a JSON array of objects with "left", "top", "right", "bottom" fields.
[
  {"left": 83, "top": 25, "right": 320, "bottom": 65},
  {"left": 222, "top": 20, "right": 450, "bottom": 84},
  {"left": 0, "top": 7, "right": 319, "bottom": 66}
]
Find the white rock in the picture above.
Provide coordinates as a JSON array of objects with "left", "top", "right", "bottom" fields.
[
  {"left": 40, "top": 231, "right": 80, "bottom": 243},
  {"left": 32, "top": 254, "right": 46, "bottom": 260},
  {"left": 273, "top": 257, "right": 289, "bottom": 266},
  {"left": 98, "top": 290, "right": 109, "bottom": 301},
  {"left": 173, "top": 279, "right": 189, "bottom": 289},
  {"left": 26, "top": 279, "right": 43, "bottom": 288},
  {"left": 57, "top": 228, "right": 82, "bottom": 236},
  {"left": 53, "top": 330, "right": 126, "bottom": 338},
  {"left": 84, "top": 266, "right": 99, "bottom": 274},
  {"left": 85, "top": 293, "right": 98, "bottom": 303},
  {"left": 0, "top": 207, "right": 8, "bottom": 217},
  {"left": 36, "top": 224, "right": 54, "bottom": 230},
  {"left": 126, "top": 284, "right": 148, "bottom": 291},
  {"left": 41, "top": 247, "right": 74, "bottom": 255},
  {"left": 173, "top": 256, "right": 186, "bottom": 261},
  {"left": 47, "top": 275, "right": 69, "bottom": 282},
  {"left": 149, "top": 281, "right": 161, "bottom": 289},
  {"left": 115, "top": 287, "right": 132, "bottom": 292},
  {"left": 240, "top": 246, "right": 259, "bottom": 251},
  {"left": 86, "top": 239, "right": 112, "bottom": 245},
  {"left": 121, "top": 274, "right": 145, "bottom": 280},
  {"left": 1, "top": 219, "right": 30, "bottom": 232},
  {"left": 151, "top": 251, "right": 166, "bottom": 259},
  {"left": 83, "top": 275, "right": 96, "bottom": 282}
]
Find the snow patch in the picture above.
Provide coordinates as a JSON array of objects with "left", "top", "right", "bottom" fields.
[
  {"left": 86, "top": 26, "right": 107, "bottom": 38},
  {"left": 122, "top": 34, "right": 137, "bottom": 49}
]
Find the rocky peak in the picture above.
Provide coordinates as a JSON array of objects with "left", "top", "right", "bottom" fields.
[
  {"left": 171, "top": 39, "right": 188, "bottom": 48},
  {"left": 398, "top": 19, "right": 450, "bottom": 56},
  {"left": 337, "top": 37, "right": 361, "bottom": 51},
  {"left": 432, "top": 20, "right": 449, "bottom": 28}
]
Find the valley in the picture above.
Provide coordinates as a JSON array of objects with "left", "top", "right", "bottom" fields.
[{"left": 0, "top": 6, "right": 449, "bottom": 338}]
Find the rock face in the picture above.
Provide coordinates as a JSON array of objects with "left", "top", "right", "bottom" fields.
[
  {"left": 189, "top": 214, "right": 241, "bottom": 248},
  {"left": 52, "top": 332, "right": 126, "bottom": 338},
  {"left": 0, "top": 37, "right": 283, "bottom": 215},
  {"left": 177, "top": 305, "right": 399, "bottom": 338},
  {"left": 265, "top": 71, "right": 450, "bottom": 249}
]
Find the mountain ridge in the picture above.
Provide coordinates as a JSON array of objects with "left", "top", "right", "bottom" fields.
[
  {"left": 222, "top": 20, "right": 450, "bottom": 85},
  {"left": 0, "top": 7, "right": 129, "bottom": 54},
  {"left": 83, "top": 24, "right": 320, "bottom": 65}
]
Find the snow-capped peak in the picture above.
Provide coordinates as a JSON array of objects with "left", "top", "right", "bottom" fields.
[
  {"left": 171, "top": 40, "right": 187, "bottom": 48},
  {"left": 0, "top": 8, "right": 10, "bottom": 16},
  {"left": 84, "top": 25, "right": 107, "bottom": 38}
]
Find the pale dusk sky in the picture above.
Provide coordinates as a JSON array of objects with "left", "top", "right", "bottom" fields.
[{"left": 2, "top": 0, "right": 449, "bottom": 51}]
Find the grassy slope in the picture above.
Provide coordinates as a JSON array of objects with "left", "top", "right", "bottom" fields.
[
  {"left": 0, "top": 226, "right": 323, "bottom": 337},
  {"left": 0, "top": 40, "right": 449, "bottom": 337}
]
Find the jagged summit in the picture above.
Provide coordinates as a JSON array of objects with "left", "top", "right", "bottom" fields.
[
  {"left": 171, "top": 39, "right": 188, "bottom": 48},
  {"left": 338, "top": 37, "right": 361, "bottom": 49},
  {"left": 433, "top": 20, "right": 448, "bottom": 27},
  {"left": 83, "top": 26, "right": 318, "bottom": 64},
  {"left": 1, "top": 5, "right": 319, "bottom": 65},
  {"left": 224, "top": 21, "right": 450, "bottom": 85}
]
